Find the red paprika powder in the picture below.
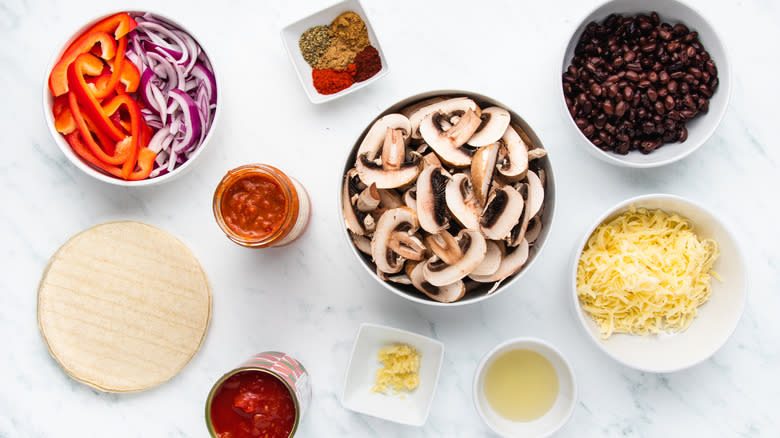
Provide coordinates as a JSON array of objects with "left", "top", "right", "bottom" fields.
[
  {"left": 312, "top": 64, "right": 355, "bottom": 95},
  {"left": 354, "top": 46, "right": 381, "bottom": 82}
]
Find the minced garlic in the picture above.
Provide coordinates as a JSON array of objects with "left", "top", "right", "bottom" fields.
[{"left": 371, "top": 344, "right": 420, "bottom": 394}]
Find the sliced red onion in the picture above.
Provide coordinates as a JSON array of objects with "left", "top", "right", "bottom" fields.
[
  {"left": 127, "top": 12, "right": 217, "bottom": 178},
  {"left": 167, "top": 89, "right": 202, "bottom": 154}
]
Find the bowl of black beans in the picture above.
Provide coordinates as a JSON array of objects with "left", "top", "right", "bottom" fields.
[{"left": 561, "top": 0, "right": 730, "bottom": 168}]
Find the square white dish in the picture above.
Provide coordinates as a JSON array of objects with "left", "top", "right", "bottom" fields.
[
  {"left": 341, "top": 323, "right": 444, "bottom": 426},
  {"left": 280, "top": 0, "right": 389, "bottom": 104}
]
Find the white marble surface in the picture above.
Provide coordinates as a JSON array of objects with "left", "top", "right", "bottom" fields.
[{"left": 1, "top": 0, "right": 778, "bottom": 436}]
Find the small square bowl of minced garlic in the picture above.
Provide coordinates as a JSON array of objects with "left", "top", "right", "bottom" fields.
[
  {"left": 281, "top": 0, "right": 389, "bottom": 103},
  {"left": 341, "top": 323, "right": 444, "bottom": 426}
]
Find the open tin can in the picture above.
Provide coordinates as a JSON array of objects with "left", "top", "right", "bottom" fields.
[{"left": 206, "top": 351, "right": 312, "bottom": 437}]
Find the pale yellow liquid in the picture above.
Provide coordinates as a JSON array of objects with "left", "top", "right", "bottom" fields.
[{"left": 483, "top": 349, "right": 559, "bottom": 422}]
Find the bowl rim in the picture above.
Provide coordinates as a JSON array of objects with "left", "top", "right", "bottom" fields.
[
  {"left": 558, "top": 0, "right": 732, "bottom": 168},
  {"left": 340, "top": 322, "right": 445, "bottom": 426},
  {"left": 337, "top": 89, "right": 557, "bottom": 307},
  {"left": 42, "top": 9, "right": 221, "bottom": 187},
  {"left": 569, "top": 193, "right": 748, "bottom": 373},
  {"left": 279, "top": 0, "right": 390, "bottom": 104},
  {"left": 472, "top": 337, "right": 577, "bottom": 438}
]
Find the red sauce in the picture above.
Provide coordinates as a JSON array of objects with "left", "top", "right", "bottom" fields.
[
  {"left": 210, "top": 371, "right": 296, "bottom": 438},
  {"left": 221, "top": 174, "right": 288, "bottom": 239}
]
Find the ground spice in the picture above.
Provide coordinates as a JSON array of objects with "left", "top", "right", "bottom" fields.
[
  {"left": 353, "top": 45, "right": 381, "bottom": 82},
  {"left": 312, "top": 65, "right": 355, "bottom": 95},
  {"left": 315, "top": 38, "right": 357, "bottom": 70},
  {"left": 298, "top": 25, "right": 331, "bottom": 67},
  {"left": 330, "top": 11, "right": 369, "bottom": 52}
]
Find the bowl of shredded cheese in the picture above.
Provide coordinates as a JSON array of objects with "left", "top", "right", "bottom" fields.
[{"left": 571, "top": 194, "right": 745, "bottom": 372}]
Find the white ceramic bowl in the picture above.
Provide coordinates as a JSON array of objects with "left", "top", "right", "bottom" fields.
[
  {"left": 341, "top": 323, "right": 444, "bottom": 426},
  {"left": 339, "top": 90, "right": 557, "bottom": 306},
  {"left": 570, "top": 194, "right": 746, "bottom": 372},
  {"left": 280, "top": 0, "right": 389, "bottom": 104},
  {"left": 473, "top": 338, "right": 577, "bottom": 438},
  {"left": 42, "top": 10, "right": 220, "bottom": 186},
  {"left": 560, "top": 0, "right": 731, "bottom": 168}
]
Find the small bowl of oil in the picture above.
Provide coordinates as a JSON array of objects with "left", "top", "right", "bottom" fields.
[{"left": 472, "top": 338, "right": 577, "bottom": 438}]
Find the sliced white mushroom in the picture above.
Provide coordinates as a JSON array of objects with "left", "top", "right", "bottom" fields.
[
  {"left": 388, "top": 231, "right": 426, "bottom": 261},
  {"left": 445, "top": 173, "right": 480, "bottom": 229},
  {"left": 422, "top": 229, "right": 487, "bottom": 286},
  {"left": 371, "top": 207, "right": 420, "bottom": 274},
  {"left": 420, "top": 108, "right": 481, "bottom": 167},
  {"left": 350, "top": 231, "right": 372, "bottom": 254},
  {"left": 355, "top": 114, "right": 421, "bottom": 189},
  {"left": 471, "top": 142, "right": 499, "bottom": 207},
  {"left": 356, "top": 114, "right": 411, "bottom": 157},
  {"left": 467, "top": 107, "right": 511, "bottom": 147},
  {"left": 356, "top": 183, "right": 380, "bottom": 212},
  {"left": 406, "top": 97, "right": 477, "bottom": 140},
  {"left": 528, "top": 148, "right": 548, "bottom": 161},
  {"left": 424, "top": 230, "right": 461, "bottom": 265},
  {"left": 416, "top": 164, "right": 451, "bottom": 234},
  {"left": 525, "top": 170, "right": 545, "bottom": 219},
  {"left": 470, "top": 240, "right": 502, "bottom": 276},
  {"left": 403, "top": 187, "right": 417, "bottom": 211},
  {"left": 524, "top": 216, "right": 542, "bottom": 244},
  {"left": 378, "top": 189, "right": 404, "bottom": 209},
  {"left": 470, "top": 239, "right": 529, "bottom": 283},
  {"left": 342, "top": 169, "right": 368, "bottom": 235},
  {"left": 363, "top": 214, "right": 376, "bottom": 233},
  {"left": 377, "top": 268, "right": 412, "bottom": 285},
  {"left": 407, "top": 261, "right": 466, "bottom": 303},
  {"left": 496, "top": 126, "right": 529, "bottom": 182},
  {"left": 480, "top": 185, "right": 525, "bottom": 240}
]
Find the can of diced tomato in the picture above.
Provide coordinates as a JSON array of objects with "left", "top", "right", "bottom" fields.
[{"left": 205, "top": 352, "right": 312, "bottom": 437}]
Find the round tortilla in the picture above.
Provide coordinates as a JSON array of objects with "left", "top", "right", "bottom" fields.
[{"left": 38, "top": 221, "right": 211, "bottom": 392}]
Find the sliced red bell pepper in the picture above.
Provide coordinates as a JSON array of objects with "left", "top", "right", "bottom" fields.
[
  {"left": 68, "top": 53, "right": 126, "bottom": 142},
  {"left": 52, "top": 94, "right": 70, "bottom": 117},
  {"left": 62, "top": 13, "right": 137, "bottom": 57},
  {"left": 69, "top": 91, "right": 131, "bottom": 165},
  {"left": 49, "top": 31, "right": 116, "bottom": 97},
  {"left": 92, "top": 37, "right": 127, "bottom": 99},
  {"left": 55, "top": 107, "right": 77, "bottom": 134},
  {"left": 66, "top": 132, "right": 155, "bottom": 181}
]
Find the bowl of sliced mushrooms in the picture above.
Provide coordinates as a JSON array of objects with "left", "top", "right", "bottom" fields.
[{"left": 340, "top": 91, "right": 556, "bottom": 305}]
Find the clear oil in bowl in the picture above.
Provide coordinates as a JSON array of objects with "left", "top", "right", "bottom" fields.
[{"left": 483, "top": 349, "right": 559, "bottom": 422}]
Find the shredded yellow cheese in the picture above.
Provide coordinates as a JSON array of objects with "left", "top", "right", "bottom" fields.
[
  {"left": 372, "top": 344, "right": 420, "bottom": 394},
  {"left": 576, "top": 207, "right": 719, "bottom": 338}
]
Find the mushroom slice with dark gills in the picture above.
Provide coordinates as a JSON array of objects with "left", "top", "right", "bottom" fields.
[
  {"left": 480, "top": 185, "right": 525, "bottom": 240},
  {"left": 496, "top": 126, "right": 529, "bottom": 182},
  {"left": 342, "top": 169, "right": 370, "bottom": 235},
  {"left": 371, "top": 207, "right": 422, "bottom": 274},
  {"left": 377, "top": 267, "right": 412, "bottom": 285},
  {"left": 422, "top": 229, "right": 487, "bottom": 286},
  {"left": 445, "top": 173, "right": 480, "bottom": 229},
  {"left": 506, "top": 170, "right": 545, "bottom": 247},
  {"left": 416, "top": 163, "right": 451, "bottom": 234},
  {"left": 406, "top": 97, "right": 476, "bottom": 140},
  {"left": 471, "top": 142, "right": 499, "bottom": 207},
  {"left": 407, "top": 261, "right": 466, "bottom": 303},
  {"left": 470, "top": 239, "right": 529, "bottom": 283},
  {"left": 355, "top": 114, "right": 422, "bottom": 188},
  {"left": 419, "top": 99, "right": 482, "bottom": 167},
  {"left": 350, "top": 231, "right": 372, "bottom": 254},
  {"left": 467, "top": 106, "right": 511, "bottom": 147}
]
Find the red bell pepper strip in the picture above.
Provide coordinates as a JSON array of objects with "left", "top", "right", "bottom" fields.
[
  {"left": 92, "top": 37, "right": 127, "bottom": 99},
  {"left": 66, "top": 132, "right": 155, "bottom": 181},
  {"left": 55, "top": 107, "right": 77, "bottom": 134},
  {"left": 49, "top": 31, "right": 116, "bottom": 97},
  {"left": 69, "top": 91, "right": 131, "bottom": 165},
  {"left": 52, "top": 94, "right": 70, "bottom": 117},
  {"left": 68, "top": 53, "right": 126, "bottom": 142},
  {"left": 100, "top": 94, "right": 143, "bottom": 178}
]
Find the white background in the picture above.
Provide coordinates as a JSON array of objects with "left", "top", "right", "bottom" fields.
[{"left": 1, "top": 0, "right": 778, "bottom": 436}]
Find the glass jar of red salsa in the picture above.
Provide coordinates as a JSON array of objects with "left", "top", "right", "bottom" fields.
[{"left": 213, "top": 164, "right": 311, "bottom": 248}]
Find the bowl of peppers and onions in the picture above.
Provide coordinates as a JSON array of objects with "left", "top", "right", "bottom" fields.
[{"left": 45, "top": 12, "right": 218, "bottom": 184}]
